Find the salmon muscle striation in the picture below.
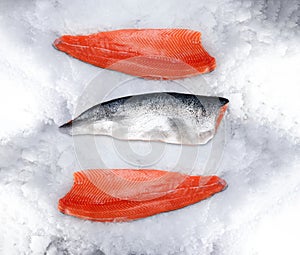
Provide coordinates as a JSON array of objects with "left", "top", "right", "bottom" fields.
[
  {"left": 53, "top": 29, "right": 216, "bottom": 80},
  {"left": 58, "top": 169, "right": 227, "bottom": 222}
]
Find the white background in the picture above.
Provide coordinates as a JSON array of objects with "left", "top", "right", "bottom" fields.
[{"left": 0, "top": 0, "right": 299, "bottom": 254}]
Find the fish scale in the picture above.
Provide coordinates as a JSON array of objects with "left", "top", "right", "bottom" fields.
[{"left": 59, "top": 92, "right": 229, "bottom": 145}]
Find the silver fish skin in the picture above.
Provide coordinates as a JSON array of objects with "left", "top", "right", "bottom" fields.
[{"left": 60, "top": 92, "right": 229, "bottom": 145}]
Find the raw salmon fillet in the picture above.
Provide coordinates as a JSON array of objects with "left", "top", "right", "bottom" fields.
[
  {"left": 58, "top": 169, "right": 227, "bottom": 222},
  {"left": 53, "top": 29, "right": 216, "bottom": 80},
  {"left": 59, "top": 92, "right": 229, "bottom": 145}
]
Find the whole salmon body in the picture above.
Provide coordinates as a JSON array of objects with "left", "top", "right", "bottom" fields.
[
  {"left": 60, "top": 92, "right": 229, "bottom": 145},
  {"left": 53, "top": 29, "right": 216, "bottom": 79},
  {"left": 58, "top": 169, "right": 227, "bottom": 222}
]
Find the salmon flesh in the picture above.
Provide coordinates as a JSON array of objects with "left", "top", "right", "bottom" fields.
[
  {"left": 53, "top": 29, "right": 216, "bottom": 79},
  {"left": 58, "top": 169, "right": 227, "bottom": 222},
  {"left": 59, "top": 92, "right": 229, "bottom": 145}
]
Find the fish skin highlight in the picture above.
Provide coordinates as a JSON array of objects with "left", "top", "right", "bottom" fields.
[
  {"left": 58, "top": 169, "right": 227, "bottom": 222},
  {"left": 59, "top": 92, "right": 229, "bottom": 145},
  {"left": 53, "top": 29, "right": 216, "bottom": 80}
]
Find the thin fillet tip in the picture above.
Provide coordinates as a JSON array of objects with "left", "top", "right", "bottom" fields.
[
  {"left": 59, "top": 120, "right": 72, "bottom": 134},
  {"left": 53, "top": 37, "right": 62, "bottom": 50},
  {"left": 218, "top": 97, "right": 229, "bottom": 106},
  {"left": 218, "top": 177, "right": 228, "bottom": 191}
]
